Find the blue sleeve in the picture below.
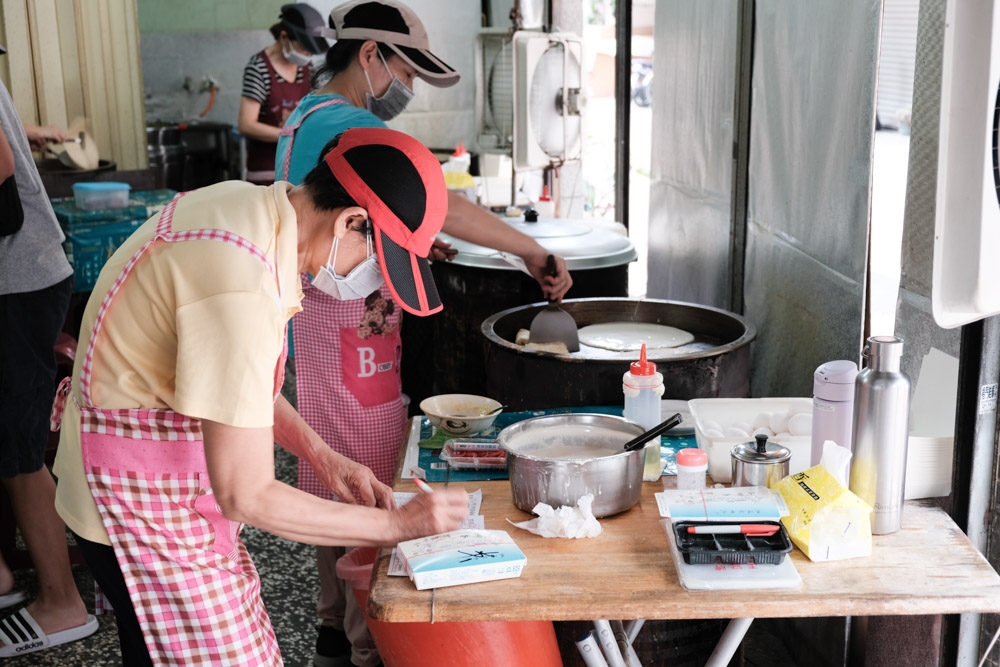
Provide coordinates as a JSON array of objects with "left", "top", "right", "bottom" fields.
[{"left": 278, "top": 102, "right": 387, "bottom": 185}]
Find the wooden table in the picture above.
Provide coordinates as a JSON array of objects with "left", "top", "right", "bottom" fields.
[{"left": 367, "top": 424, "right": 1000, "bottom": 626}]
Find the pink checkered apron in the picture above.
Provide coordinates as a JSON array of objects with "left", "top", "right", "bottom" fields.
[
  {"left": 51, "top": 193, "right": 286, "bottom": 665},
  {"left": 279, "top": 99, "right": 405, "bottom": 492},
  {"left": 294, "top": 280, "right": 405, "bottom": 492}
]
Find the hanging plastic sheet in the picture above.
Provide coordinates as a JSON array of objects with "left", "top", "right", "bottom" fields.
[
  {"left": 744, "top": 0, "right": 880, "bottom": 396},
  {"left": 647, "top": 1, "right": 739, "bottom": 309}
]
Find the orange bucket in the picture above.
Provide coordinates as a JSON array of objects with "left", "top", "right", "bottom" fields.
[{"left": 337, "top": 547, "right": 562, "bottom": 667}]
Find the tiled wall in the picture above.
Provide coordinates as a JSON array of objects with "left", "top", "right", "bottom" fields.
[
  {"left": 137, "top": 0, "right": 583, "bottom": 215},
  {"left": 139, "top": 0, "right": 479, "bottom": 151}
]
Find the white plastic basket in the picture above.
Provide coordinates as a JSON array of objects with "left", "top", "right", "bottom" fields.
[{"left": 687, "top": 398, "right": 812, "bottom": 483}]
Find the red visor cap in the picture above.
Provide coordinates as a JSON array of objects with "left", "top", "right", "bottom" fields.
[{"left": 324, "top": 127, "right": 449, "bottom": 316}]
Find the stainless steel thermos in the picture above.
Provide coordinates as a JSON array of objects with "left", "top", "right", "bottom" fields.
[{"left": 848, "top": 336, "right": 911, "bottom": 534}]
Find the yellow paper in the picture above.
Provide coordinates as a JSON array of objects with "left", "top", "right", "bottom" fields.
[
  {"left": 776, "top": 464, "right": 873, "bottom": 562},
  {"left": 444, "top": 171, "right": 476, "bottom": 189}
]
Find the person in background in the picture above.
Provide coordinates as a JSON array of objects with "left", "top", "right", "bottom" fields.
[
  {"left": 0, "top": 73, "right": 97, "bottom": 657},
  {"left": 239, "top": 3, "right": 329, "bottom": 185},
  {"left": 275, "top": 2, "right": 572, "bottom": 666},
  {"left": 50, "top": 128, "right": 468, "bottom": 665}
]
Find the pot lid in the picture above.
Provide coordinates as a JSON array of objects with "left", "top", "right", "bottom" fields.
[
  {"left": 731, "top": 434, "right": 791, "bottom": 464},
  {"left": 438, "top": 216, "right": 637, "bottom": 271}
]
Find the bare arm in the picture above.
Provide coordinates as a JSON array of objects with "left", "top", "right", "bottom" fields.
[
  {"left": 237, "top": 97, "right": 282, "bottom": 143},
  {"left": 22, "top": 123, "right": 65, "bottom": 152},
  {"left": 443, "top": 191, "right": 573, "bottom": 300},
  {"left": 202, "top": 417, "right": 469, "bottom": 546},
  {"left": 0, "top": 123, "right": 14, "bottom": 182},
  {"left": 272, "top": 393, "right": 393, "bottom": 508}
]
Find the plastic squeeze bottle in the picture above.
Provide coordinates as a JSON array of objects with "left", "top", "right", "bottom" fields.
[
  {"left": 535, "top": 184, "right": 555, "bottom": 218},
  {"left": 442, "top": 142, "right": 476, "bottom": 201},
  {"left": 623, "top": 344, "right": 665, "bottom": 481}
]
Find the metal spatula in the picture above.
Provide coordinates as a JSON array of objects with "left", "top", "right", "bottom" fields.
[{"left": 528, "top": 255, "right": 579, "bottom": 352}]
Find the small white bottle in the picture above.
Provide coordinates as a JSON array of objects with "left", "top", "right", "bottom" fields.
[
  {"left": 623, "top": 344, "right": 665, "bottom": 481},
  {"left": 675, "top": 448, "right": 708, "bottom": 490}
]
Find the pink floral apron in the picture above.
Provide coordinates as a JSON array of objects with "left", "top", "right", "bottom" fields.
[
  {"left": 51, "top": 193, "right": 287, "bottom": 665},
  {"left": 278, "top": 100, "right": 405, "bottom": 492}
]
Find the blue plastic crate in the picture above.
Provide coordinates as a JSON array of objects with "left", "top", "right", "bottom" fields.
[
  {"left": 50, "top": 189, "right": 176, "bottom": 230},
  {"left": 64, "top": 219, "right": 144, "bottom": 292}
]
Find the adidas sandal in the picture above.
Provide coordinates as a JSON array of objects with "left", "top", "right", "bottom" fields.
[
  {"left": 0, "top": 607, "right": 98, "bottom": 657},
  {"left": 0, "top": 592, "right": 25, "bottom": 610}
]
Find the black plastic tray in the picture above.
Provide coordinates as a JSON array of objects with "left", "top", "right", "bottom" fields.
[{"left": 672, "top": 520, "right": 792, "bottom": 565}]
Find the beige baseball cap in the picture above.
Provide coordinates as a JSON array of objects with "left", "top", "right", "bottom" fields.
[{"left": 321, "top": 0, "right": 460, "bottom": 88}]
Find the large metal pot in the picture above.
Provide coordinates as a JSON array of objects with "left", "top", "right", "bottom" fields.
[
  {"left": 497, "top": 413, "right": 646, "bottom": 517},
  {"left": 399, "top": 218, "right": 636, "bottom": 412},
  {"left": 483, "top": 298, "right": 756, "bottom": 410}
]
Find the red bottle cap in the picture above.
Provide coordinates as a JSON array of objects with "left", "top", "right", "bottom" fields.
[
  {"left": 676, "top": 447, "right": 707, "bottom": 467},
  {"left": 539, "top": 184, "right": 552, "bottom": 202},
  {"left": 630, "top": 344, "right": 657, "bottom": 375},
  {"left": 452, "top": 141, "right": 467, "bottom": 157}
]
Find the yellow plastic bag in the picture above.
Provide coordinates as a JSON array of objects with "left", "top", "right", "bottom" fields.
[{"left": 776, "top": 464, "right": 873, "bottom": 562}]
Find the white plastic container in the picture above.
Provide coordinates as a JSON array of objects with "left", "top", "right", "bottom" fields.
[
  {"left": 688, "top": 397, "right": 812, "bottom": 483},
  {"left": 675, "top": 448, "right": 708, "bottom": 490},
  {"left": 73, "top": 182, "right": 131, "bottom": 210},
  {"left": 623, "top": 344, "right": 665, "bottom": 481}
]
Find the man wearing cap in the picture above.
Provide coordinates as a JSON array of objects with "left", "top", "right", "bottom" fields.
[
  {"left": 50, "top": 128, "right": 469, "bottom": 665},
  {"left": 239, "top": 3, "right": 329, "bottom": 185},
  {"left": 274, "top": 3, "right": 572, "bottom": 665}
]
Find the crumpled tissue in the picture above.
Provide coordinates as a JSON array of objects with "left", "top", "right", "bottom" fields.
[{"left": 507, "top": 494, "right": 602, "bottom": 538}]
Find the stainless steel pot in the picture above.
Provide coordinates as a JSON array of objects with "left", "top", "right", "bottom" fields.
[
  {"left": 497, "top": 414, "right": 647, "bottom": 518},
  {"left": 731, "top": 434, "right": 791, "bottom": 489},
  {"left": 482, "top": 298, "right": 756, "bottom": 411}
]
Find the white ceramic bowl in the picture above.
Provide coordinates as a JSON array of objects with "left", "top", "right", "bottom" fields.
[{"left": 419, "top": 394, "right": 504, "bottom": 436}]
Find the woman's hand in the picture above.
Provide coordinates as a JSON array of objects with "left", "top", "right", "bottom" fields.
[
  {"left": 23, "top": 124, "right": 67, "bottom": 151},
  {"left": 525, "top": 252, "right": 573, "bottom": 302},
  {"left": 428, "top": 237, "right": 458, "bottom": 262},
  {"left": 389, "top": 488, "right": 469, "bottom": 543},
  {"left": 311, "top": 447, "right": 395, "bottom": 509}
]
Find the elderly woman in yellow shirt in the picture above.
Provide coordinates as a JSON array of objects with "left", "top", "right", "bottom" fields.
[{"left": 46, "top": 127, "right": 467, "bottom": 666}]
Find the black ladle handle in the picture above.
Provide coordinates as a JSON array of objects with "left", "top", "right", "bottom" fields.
[
  {"left": 544, "top": 254, "right": 558, "bottom": 304},
  {"left": 623, "top": 413, "right": 683, "bottom": 452}
]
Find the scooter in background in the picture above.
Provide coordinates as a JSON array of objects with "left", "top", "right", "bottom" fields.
[{"left": 631, "top": 59, "right": 653, "bottom": 107}]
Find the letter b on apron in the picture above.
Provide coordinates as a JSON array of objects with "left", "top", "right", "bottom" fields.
[{"left": 340, "top": 328, "right": 401, "bottom": 407}]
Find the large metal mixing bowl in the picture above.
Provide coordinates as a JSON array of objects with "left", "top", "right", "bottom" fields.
[{"left": 497, "top": 414, "right": 647, "bottom": 518}]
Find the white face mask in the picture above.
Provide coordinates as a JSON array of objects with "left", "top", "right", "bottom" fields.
[
  {"left": 364, "top": 51, "right": 415, "bottom": 121},
  {"left": 283, "top": 42, "right": 312, "bottom": 67},
  {"left": 311, "top": 233, "right": 384, "bottom": 301}
]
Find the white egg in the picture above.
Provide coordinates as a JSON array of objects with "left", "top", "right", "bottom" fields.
[
  {"left": 752, "top": 412, "right": 773, "bottom": 430},
  {"left": 787, "top": 412, "right": 813, "bottom": 436},
  {"left": 703, "top": 429, "right": 724, "bottom": 438},
  {"left": 733, "top": 421, "right": 753, "bottom": 435},
  {"left": 724, "top": 426, "right": 750, "bottom": 438},
  {"left": 702, "top": 420, "right": 723, "bottom": 433},
  {"left": 769, "top": 411, "right": 790, "bottom": 434},
  {"left": 753, "top": 427, "right": 775, "bottom": 438}
]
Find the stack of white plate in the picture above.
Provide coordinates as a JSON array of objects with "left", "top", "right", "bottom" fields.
[{"left": 904, "top": 435, "right": 954, "bottom": 499}]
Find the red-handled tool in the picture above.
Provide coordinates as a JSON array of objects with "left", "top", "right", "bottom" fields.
[{"left": 686, "top": 524, "right": 780, "bottom": 536}]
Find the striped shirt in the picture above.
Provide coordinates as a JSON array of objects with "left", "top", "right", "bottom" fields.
[{"left": 241, "top": 52, "right": 307, "bottom": 112}]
